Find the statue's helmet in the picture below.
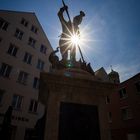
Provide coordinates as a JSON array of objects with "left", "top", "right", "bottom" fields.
[
  {"left": 80, "top": 11, "right": 85, "bottom": 17},
  {"left": 73, "top": 11, "right": 85, "bottom": 25}
]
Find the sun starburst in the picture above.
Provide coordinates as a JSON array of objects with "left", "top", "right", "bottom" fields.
[{"left": 55, "top": 19, "right": 99, "bottom": 61}]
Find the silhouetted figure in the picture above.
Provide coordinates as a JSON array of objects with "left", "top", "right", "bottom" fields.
[
  {"left": 58, "top": 5, "right": 85, "bottom": 62},
  {"left": 0, "top": 106, "right": 13, "bottom": 140},
  {"left": 34, "top": 111, "right": 46, "bottom": 140},
  {"left": 24, "top": 111, "right": 46, "bottom": 140},
  {"left": 86, "top": 63, "right": 94, "bottom": 75},
  {"left": 49, "top": 47, "right": 60, "bottom": 69},
  {"left": 80, "top": 60, "right": 87, "bottom": 71}
]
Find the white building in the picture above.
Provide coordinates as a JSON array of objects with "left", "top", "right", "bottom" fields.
[{"left": 0, "top": 10, "right": 53, "bottom": 140}]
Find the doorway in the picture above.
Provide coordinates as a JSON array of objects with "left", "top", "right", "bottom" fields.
[{"left": 59, "top": 102, "right": 101, "bottom": 140}]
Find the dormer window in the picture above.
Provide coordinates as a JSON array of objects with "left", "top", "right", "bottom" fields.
[
  {"left": 31, "top": 25, "right": 38, "bottom": 34},
  {"left": 28, "top": 37, "right": 36, "bottom": 47},
  {"left": 135, "top": 81, "right": 140, "bottom": 93},
  {"left": 21, "top": 18, "right": 28, "bottom": 27},
  {"left": 119, "top": 88, "right": 128, "bottom": 99},
  {"left": 14, "top": 29, "right": 24, "bottom": 40},
  {"left": 0, "top": 18, "right": 9, "bottom": 31},
  {"left": 40, "top": 44, "right": 47, "bottom": 54}
]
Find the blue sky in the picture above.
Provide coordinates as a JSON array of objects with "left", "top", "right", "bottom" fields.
[{"left": 0, "top": 0, "right": 140, "bottom": 81}]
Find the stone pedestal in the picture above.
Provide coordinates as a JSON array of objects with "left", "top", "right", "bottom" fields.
[{"left": 39, "top": 68, "right": 116, "bottom": 140}]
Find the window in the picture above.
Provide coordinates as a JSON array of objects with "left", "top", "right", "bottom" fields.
[
  {"left": 7, "top": 44, "right": 18, "bottom": 56},
  {"left": 135, "top": 81, "right": 140, "bottom": 92},
  {"left": 40, "top": 44, "right": 47, "bottom": 54},
  {"left": 17, "top": 71, "right": 28, "bottom": 85},
  {"left": 11, "top": 95, "right": 23, "bottom": 110},
  {"left": 21, "top": 18, "right": 28, "bottom": 27},
  {"left": 105, "top": 96, "right": 110, "bottom": 104},
  {"left": 119, "top": 88, "right": 127, "bottom": 99},
  {"left": 37, "top": 59, "right": 44, "bottom": 70},
  {"left": 29, "top": 99, "right": 38, "bottom": 113},
  {"left": 31, "top": 25, "right": 38, "bottom": 33},
  {"left": 28, "top": 37, "right": 36, "bottom": 47},
  {"left": 127, "top": 134, "right": 138, "bottom": 140},
  {"left": 25, "top": 128, "right": 35, "bottom": 140},
  {"left": 0, "top": 63, "right": 12, "bottom": 78},
  {"left": 0, "top": 89, "right": 5, "bottom": 104},
  {"left": 23, "top": 52, "right": 32, "bottom": 64},
  {"left": 33, "top": 77, "right": 40, "bottom": 89},
  {"left": 0, "top": 18, "right": 9, "bottom": 31},
  {"left": 121, "top": 107, "right": 133, "bottom": 120},
  {"left": 14, "top": 29, "right": 24, "bottom": 40},
  {"left": 108, "top": 112, "right": 112, "bottom": 123}
]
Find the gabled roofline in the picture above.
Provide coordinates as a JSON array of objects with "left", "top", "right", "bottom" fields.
[
  {"left": 95, "top": 67, "right": 106, "bottom": 73},
  {"left": 0, "top": 9, "right": 35, "bottom": 15},
  {"left": 0, "top": 9, "right": 53, "bottom": 50},
  {"left": 33, "top": 13, "right": 53, "bottom": 49},
  {"left": 120, "top": 72, "right": 140, "bottom": 84}
]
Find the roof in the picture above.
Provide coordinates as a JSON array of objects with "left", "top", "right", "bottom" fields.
[
  {"left": 120, "top": 72, "right": 140, "bottom": 84},
  {"left": 95, "top": 67, "right": 109, "bottom": 82},
  {"left": 0, "top": 9, "right": 52, "bottom": 49},
  {"left": 0, "top": 9, "right": 35, "bottom": 15},
  {"left": 108, "top": 70, "right": 119, "bottom": 76}
]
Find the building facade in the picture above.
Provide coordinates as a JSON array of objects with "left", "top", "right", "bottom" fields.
[
  {"left": 106, "top": 73, "right": 140, "bottom": 140},
  {"left": 0, "top": 10, "right": 53, "bottom": 140},
  {"left": 95, "top": 68, "right": 140, "bottom": 140}
]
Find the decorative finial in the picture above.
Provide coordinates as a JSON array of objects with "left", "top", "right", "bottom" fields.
[{"left": 110, "top": 65, "right": 113, "bottom": 72}]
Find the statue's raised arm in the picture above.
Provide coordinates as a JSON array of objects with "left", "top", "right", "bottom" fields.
[{"left": 58, "top": 5, "right": 68, "bottom": 25}]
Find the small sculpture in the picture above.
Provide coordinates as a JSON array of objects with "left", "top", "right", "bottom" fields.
[{"left": 49, "top": 47, "right": 59, "bottom": 69}]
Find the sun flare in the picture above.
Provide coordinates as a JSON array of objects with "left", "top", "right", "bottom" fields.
[
  {"left": 58, "top": 22, "right": 97, "bottom": 61},
  {"left": 70, "top": 34, "right": 80, "bottom": 46}
]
